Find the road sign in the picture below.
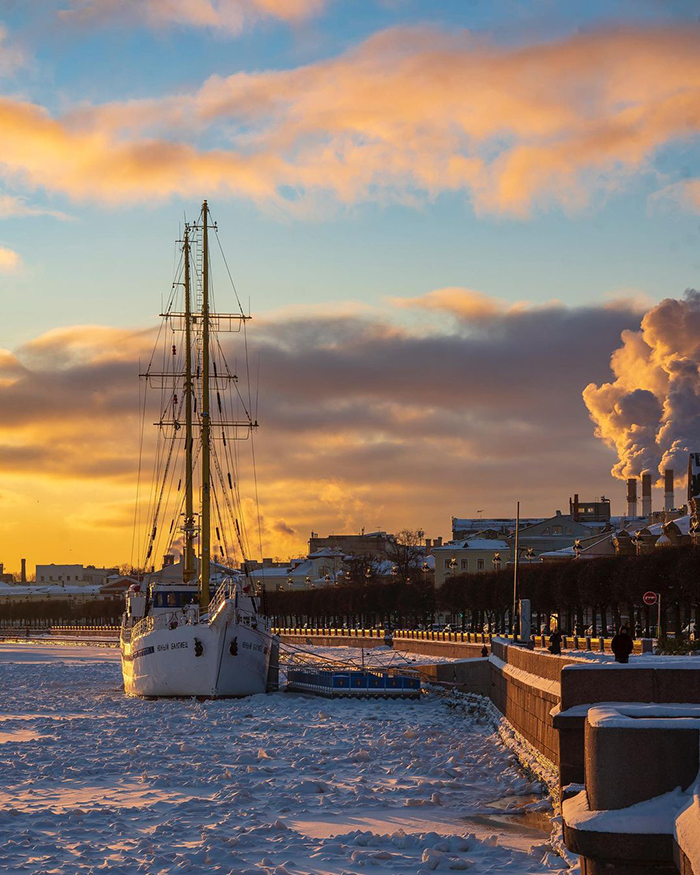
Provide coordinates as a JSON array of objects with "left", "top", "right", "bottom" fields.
[{"left": 643, "top": 591, "right": 657, "bottom": 606}]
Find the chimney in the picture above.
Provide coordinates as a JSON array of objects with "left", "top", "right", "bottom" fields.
[
  {"left": 424, "top": 538, "right": 432, "bottom": 550},
  {"left": 642, "top": 473, "right": 652, "bottom": 518},
  {"left": 626, "top": 477, "right": 638, "bottom": 518},
  {"left": 572, "top": 494, "right": 579, "bottom": 521},
  {"left": 664, "top": 468, "right": 674, "bottom": 513},
  {"left": 435, "top": 536, "right": 443, "bottom": 548},
  {"left": 20, "top": 558, "right": 26, "bottom": 583},
  {"left": 162, "top": 553, "right": 175, "bottom": 568}
]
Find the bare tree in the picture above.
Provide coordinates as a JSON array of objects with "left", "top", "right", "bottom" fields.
[{"left": 385, "top": 529, "right": 426, "bottom": 584}]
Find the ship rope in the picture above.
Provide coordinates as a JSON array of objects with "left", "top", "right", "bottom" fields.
[{"left": 133, "top": 206, "right": 265, "bottom": 583}]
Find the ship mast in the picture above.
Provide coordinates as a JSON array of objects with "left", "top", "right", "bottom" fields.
[
  {"left": 200, "top": 200, "right": 211, "bottom": 606},
  {"left": 182, "top": 225, "right": 196, "bottom": 584}
]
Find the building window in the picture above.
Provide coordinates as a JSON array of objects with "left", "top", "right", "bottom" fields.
[
  {"left": 552, "top": 525, "right": 563, "bottom": 535},
  {"left": 461, "top": 559, "right": 468, "bottom": 570},
  {"left": 477, "top": 558, "right": 485, "bottom": 570},
  {"left": 445, "top": 559, "right": 451, "bottom": 569}
]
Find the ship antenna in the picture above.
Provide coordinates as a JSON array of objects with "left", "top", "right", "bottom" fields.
[
  {"left": 200, "top": 199, "right": 211, "bottom": 606},
  {"left": 183, "top": 224, "right": 196, "bottom": 585}
]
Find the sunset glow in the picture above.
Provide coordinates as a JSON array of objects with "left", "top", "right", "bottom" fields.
[{"left": 1, "top": 1, "right": 699, "bottom": 572}]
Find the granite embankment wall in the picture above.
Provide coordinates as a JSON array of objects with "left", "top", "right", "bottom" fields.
[{"left": 487, "top": 638, "right": 584, "bottom": 766}]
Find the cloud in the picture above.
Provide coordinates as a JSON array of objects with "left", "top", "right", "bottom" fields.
[
  {"left": 584, "top": 289, "right": 700, "bottom": 483},
  {"left": 391, "top": 287, "right": 549, "bottom": 323},
  {"left": 57, "top": 0, "right": 327, "bottom": 32},
  {"left": 0, "top": 25, "right": 25, "bottom": 77},
  {"left": 0, "top": 296, "right": 644, "bottom": 564},
  {"left": 650, "top": 178, "right": 700, "bottom": 213},
  {"left": 0, "top": 246, "right": 20, "bottom": 271},
  {"left": 1, "top": 24, "right": 699, "bottom": 213},
  {"left": 0, "top": 194, "right": 72, "bottom": 221}
]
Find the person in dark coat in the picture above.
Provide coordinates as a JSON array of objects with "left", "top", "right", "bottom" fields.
[
  {"left": 548, "top": 630, "right": 562, "bottom": 655},
  {"left": 481, "top": 645, "right": 488, "bottom": 658},
  {"left": 611, "top": 626, "right": 634, "bottom": 663}
]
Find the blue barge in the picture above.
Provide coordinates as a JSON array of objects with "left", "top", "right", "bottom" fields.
[{"left": 286, "top": 668, "right": 421, "bottom": 698}]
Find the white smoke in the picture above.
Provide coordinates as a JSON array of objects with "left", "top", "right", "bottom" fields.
[{"left": 583, "top": 290, "right": 700, "bottom": 482}]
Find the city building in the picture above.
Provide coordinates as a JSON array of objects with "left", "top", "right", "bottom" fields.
[
  {"left": 432, "top": 538, "right": 510, "bottom": 588},
  {"left": 512, "top": 511, "right": 600, "bottom": 559},
  {"left": 451, "top": 517, "right": 543, "bottom": 540},
  {"left": 35, "top": 564, "right": 118, "bottom": 586},
  {"left": 569, "top": 494, "right": 611, "bottom": 523},
  {"left": 308, "top": 531, "right": 394, "bottom": 558}
]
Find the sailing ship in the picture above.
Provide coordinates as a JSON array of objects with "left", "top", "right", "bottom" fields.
[{"left": 120, "top": 200, "right": 277, "bottom": 697}]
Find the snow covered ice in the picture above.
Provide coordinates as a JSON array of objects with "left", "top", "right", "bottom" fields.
[{"left": 0, "top": 643, "right": 568, "bottom": 873}]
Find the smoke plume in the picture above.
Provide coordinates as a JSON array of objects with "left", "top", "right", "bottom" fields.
[{"left": 583, "top": 290, "right": 700, "bottom": 482}]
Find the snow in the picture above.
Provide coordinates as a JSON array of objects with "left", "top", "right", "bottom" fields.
[
  {"left": 0, "top": 641, "right": 571, "bottom": 873},
  {"left": 282, "top": 643, "right": 463, "bottom": 670},
  {"left": 587, "top": 703, "right": 700, "bottom": 728},
  {"left": 556, "top": 702, "right": 700, "bottom": 720},
  {"left": 563, "top": 787, "right": 688, "bottom": 834},
  {"left": 562, "top": 654, "right": 700, "bottom": 669},
  {"left": 489, "top": 655, "right": 561, "bottom": 698}
]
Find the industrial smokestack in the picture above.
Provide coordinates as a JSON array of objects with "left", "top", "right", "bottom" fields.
[
  {"left": 626, "top": 477, "right": 638, "bottom": 518},
  {"left": 664, "top": 469, "right": 674, "bottom": 513},
  {"left": 20, "top": 558, "right": 26, "bottom": 584},
  {"left": 642, "top": 473, "right": 652, "bottom": 518}
]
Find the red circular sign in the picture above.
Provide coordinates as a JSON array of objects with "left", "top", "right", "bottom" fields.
[{"left": 643, "top": 591, "right": 657, "bottom": 606}]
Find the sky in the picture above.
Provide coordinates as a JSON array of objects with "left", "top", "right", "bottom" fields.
[{"left": 0, "top": 0, "right": 699, "bottom": 572}]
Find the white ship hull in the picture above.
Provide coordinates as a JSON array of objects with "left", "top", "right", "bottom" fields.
[{"left": 121, "top": 601, "right": 275, "bottom": 698}]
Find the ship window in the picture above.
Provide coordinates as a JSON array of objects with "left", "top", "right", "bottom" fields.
[{"left": 154, "top": 591, "right": 198, "bottom": 608}]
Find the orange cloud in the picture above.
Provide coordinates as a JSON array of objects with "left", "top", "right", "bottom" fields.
[
  {"left": 0, "top": 298, "right": 646, "bottom": 570},
  {"left": 0, "top": 26, "right": 699, "bottom": 213},
  {"left": 392, "top": 288, "right": 508, "bottom": 322},
  {"left": 0, "top": 245, "right": 20, "bottom": 271},
  {"left": 58, "top": 0, "right": 327, "bottom": 32}
]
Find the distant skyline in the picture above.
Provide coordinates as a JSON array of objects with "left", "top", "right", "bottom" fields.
[{"left": 0, "top": 1, "right": 699, "bottom": 570}]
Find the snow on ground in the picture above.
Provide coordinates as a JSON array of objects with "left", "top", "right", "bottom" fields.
[
  {"left": 281, "top": 643, "right": 461, "bottom": 671},
  {"left": 0, "top": 641, "right": 569, "bottom": 874}
]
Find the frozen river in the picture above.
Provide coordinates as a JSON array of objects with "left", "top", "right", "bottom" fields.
[{"left": 0, "top": 642, "right": 568, "bottom": 873}]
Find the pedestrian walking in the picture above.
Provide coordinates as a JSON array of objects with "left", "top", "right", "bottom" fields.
[
  {"left": 611, "top": 625, "right": 634, "bottom": 663},
  {"left": 548, "top": 629, "right": 562, "bottom": 655}
]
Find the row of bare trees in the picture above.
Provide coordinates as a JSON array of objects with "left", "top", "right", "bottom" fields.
[{"left": 268, "top": 546, "right": 700, "bottom": 637}]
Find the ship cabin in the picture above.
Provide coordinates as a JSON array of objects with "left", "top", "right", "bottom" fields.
[{"left": 149, "top": 582, "right": 199, "bottom": 613}]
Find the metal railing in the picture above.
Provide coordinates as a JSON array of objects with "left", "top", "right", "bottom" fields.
[
  {"left": 205, "top": 579, "right": 236, "bottom": 620},
  {"left": 130, "top": 608, "right": 199, "bottom": 642},
  {"left": 272, "top": 627, "right": 387, "bottom": 639},
  {"left": 271, "top": 626, "right": 655, "bottom": 655}
]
